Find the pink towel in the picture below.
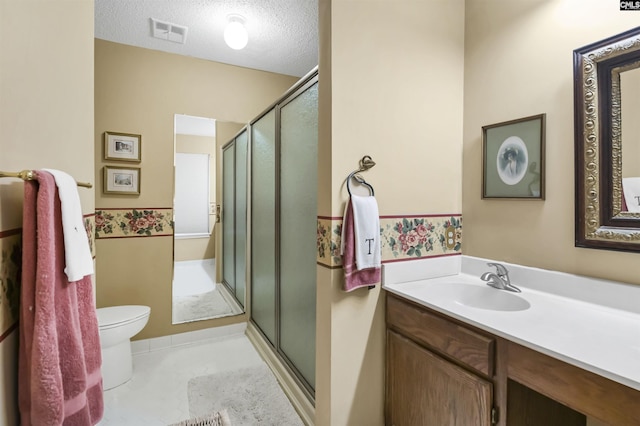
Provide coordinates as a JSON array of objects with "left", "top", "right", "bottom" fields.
[
  {"left": 19, "top": 171, "right": 103, "bottom": 426},
  {"left": 341, "top": 199, "right": 381, "bottom": 291}
]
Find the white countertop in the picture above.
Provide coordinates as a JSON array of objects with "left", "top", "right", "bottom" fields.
[{"left": 382, "top": 255, "right": 640, "bottom": 392}]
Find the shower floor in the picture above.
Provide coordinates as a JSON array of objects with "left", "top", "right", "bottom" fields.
[{"left": 172, "top": 259, "right": 243, "bottom": 323}]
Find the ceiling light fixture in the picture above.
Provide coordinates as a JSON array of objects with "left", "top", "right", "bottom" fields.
[{"left": 224, "top": 14, "right": 248, "bottom": 50}]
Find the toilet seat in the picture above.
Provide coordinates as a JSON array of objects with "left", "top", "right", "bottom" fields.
[{"left": 98, "top": 305, "right": 150, "bottom": 330}]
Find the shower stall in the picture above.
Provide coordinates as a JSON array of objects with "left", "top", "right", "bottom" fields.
[
  {"left": 251, "top": 71, "right": 318, "bottom": 398},
  {"left": 221, "top": 69, "right": 318, "bottom": 403}
]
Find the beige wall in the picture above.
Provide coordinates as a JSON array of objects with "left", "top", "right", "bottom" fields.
[
  {"left": 329, "top": 1, "right": 464, "bottom": 215},
  {"left": 462, "top": 0, "right": 640, "bottom": 285},
  {"left": 95, "top": 40, "right": 297, "bottom": 339},
  {"left": 173, "top": 237, "right": 216, "bottom": 262},
  {"left": 0, "top": 1, "right": 94, "bottom": 423},
  {"left": 316, "top": 0, "right": 465, "bottom": 424}
]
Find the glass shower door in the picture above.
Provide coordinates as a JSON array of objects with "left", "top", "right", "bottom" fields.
[
  {"left": 222, "top": 130, "right": 248, "bottom": 308},
  {"left": 251, "top": 110, "right": 277, "bottom": 345},
  {"left": 279, "top": 81, "right": 318, "bottom": 389}
]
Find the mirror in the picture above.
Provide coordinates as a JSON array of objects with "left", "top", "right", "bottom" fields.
[
  {"left": 574, "top": 26, "right": 640, "bottom": 251},
  {"left": 172, "top": 114, "right": 244, "bottom": 323},
  {"left": 621, "top": 67, "right": 640, "bottom": 204}
]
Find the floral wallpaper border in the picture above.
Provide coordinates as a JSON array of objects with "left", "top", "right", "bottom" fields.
[
  {"left": 95, "top": 208, "right": 173, "bottom": 239},
  {"left": 317, "top": 214, "right": 462, "bottom": 268},
  {"left": 84, "top": 213, "right": 95, "bottom": 258},
  {"left": 2, "top": 211, "right": 459, "bottom": 338},
  {"left": 0, "top": 230, "right": 21, "bottom": 342}
]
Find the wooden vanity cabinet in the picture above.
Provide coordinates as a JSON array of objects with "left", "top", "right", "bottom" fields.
[
  {"left": 387, "top": 330, "right": 493, "bottom": 425},
  {"left": 386, "top": 294, "right": 496, "bottom": 425},
  {"left": 385, "top": 293, "right": 587, "bottom": 426}
]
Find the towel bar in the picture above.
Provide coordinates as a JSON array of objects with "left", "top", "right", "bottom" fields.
[{"left": 0, "top": 169, "right": 92, "bottom": 188}]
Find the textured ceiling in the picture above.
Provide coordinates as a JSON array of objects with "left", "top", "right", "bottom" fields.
[{"left": 95, "top": 0, "right": 319, "bottom": 77}]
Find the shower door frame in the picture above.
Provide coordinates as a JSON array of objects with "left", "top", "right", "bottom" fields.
[{"left": 221, "top": 127, "right": 249, "bottom": 309}]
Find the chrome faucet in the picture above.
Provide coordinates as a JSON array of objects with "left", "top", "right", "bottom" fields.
[{"left": 481, "top": 262, "right": 521, "bottom": 293}]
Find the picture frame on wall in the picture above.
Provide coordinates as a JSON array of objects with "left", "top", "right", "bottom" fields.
[
  {"left": 104, "top": 131, "right": 141, "bottom": 162},
  {"left": 482, "top": 113, "right": 546, "bottom": 199},
  {"left": 103, "top": 166, "right": 141, "bottom": 195}
]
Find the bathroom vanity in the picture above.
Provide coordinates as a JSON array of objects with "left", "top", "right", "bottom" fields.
[{"left": 383, "top": 256, "right": 640, "bottom": 426}]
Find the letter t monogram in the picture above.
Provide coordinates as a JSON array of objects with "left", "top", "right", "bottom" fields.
[{"left": 365, "top": 238, "right": 374, "bottom": 255}]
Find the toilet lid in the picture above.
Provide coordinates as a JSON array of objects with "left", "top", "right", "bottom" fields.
[{"left": 97, "top": 305, "right": 150, "bottom": 328}]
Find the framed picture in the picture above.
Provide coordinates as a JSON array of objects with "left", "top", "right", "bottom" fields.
[
  {"left": 103, "top": 166, "right": 141, "bottom": 195},
  {"left": 482, "top": 114, "right": 546, "bottom": 199},
  {"left": 104, "top": 131, "right": 141, "bottom": 162}
]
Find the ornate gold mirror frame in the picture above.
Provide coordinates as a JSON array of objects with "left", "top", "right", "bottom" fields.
[{"left": 574, "top": 26, "right": 640, "bottom": 251}]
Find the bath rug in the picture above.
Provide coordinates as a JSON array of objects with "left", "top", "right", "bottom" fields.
[
  {"left": 188, "top": 364, "right": 303, "bottom": 426},
  {"left": 173, "top": 287, "right": 242, "bottom": 323},
  {"left": 169, "top": 409, "right": 231, "bottom": 426}
]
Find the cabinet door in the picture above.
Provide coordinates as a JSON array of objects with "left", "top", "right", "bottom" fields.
[{"left": 387, "top": 330, "right": 493, "bottom": 426}]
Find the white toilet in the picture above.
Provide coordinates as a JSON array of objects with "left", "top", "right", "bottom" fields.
[{"left": 97, "top": 305, "right": 151, "bottom": 390}]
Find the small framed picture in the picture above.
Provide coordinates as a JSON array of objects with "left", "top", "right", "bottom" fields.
[
  {"left": 103, "top": 166, "right": 141, "bottom": 195},
  {"left": 482, "top": 114, "right": 546, "bottom": 199},
  {"left": 104, "top": 131, "right": 141, "bottom": 162}
]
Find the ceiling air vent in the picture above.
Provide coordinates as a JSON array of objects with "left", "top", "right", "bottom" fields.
[{"left": 150, "top": 18, "right": 188, "bottom": 44}]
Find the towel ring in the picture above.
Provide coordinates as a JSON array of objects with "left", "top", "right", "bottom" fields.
[{"left": 347, "top": 172, "right": 375, "bottom": 196}]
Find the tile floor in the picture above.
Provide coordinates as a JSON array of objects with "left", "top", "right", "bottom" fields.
[{"left": 98, "top": 332, "right": 268, "bottom": 425}]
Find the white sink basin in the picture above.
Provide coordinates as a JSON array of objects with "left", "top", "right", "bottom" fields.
[{"left": 430, "top": 282, "right": 530, "bottom": 312}]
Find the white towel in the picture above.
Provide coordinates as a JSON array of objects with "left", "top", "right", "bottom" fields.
[
  {"left": 349, "top": 194, "right": 381, "bottom": 270},
  {"left": 623, "top": 177, "right": 640, "bottom": 213},
  {"left": 43, "top": 169, "right": 94, "bottom": 281}
]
